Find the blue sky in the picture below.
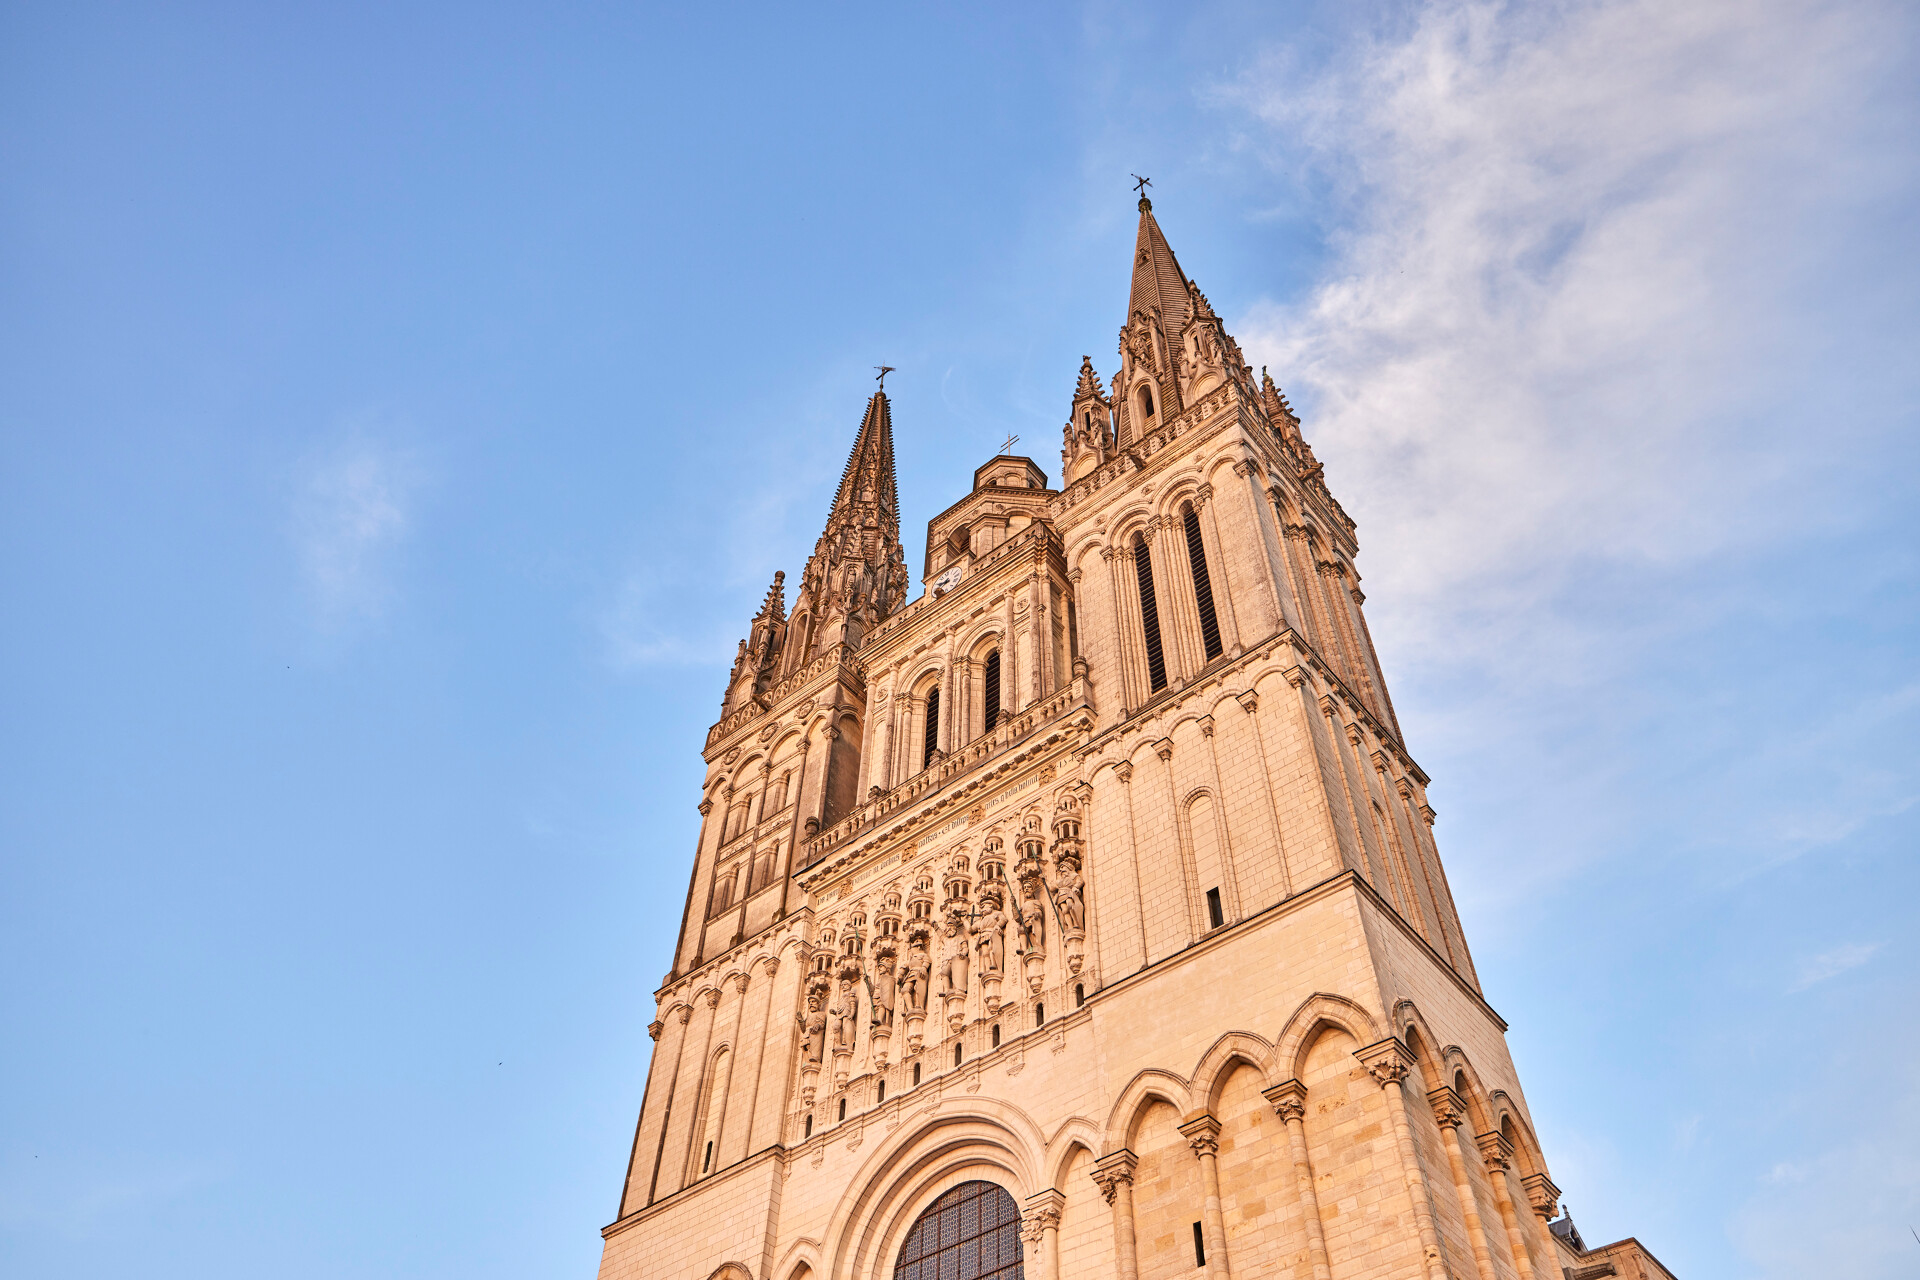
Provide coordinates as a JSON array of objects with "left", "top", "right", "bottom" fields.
[{"left": 2, "top": 3, "right": 1916, "bottom": 1278}]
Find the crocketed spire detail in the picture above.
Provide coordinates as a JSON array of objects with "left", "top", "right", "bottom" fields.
[
  {"left": 1127, "top": 195, "right": 1193, "bottom": 339},
  {"left": 778, "top": 392, "right": 910, "bottom": 676}
]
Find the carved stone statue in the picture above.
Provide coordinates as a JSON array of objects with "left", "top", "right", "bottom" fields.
[
  {"left": 797, "top": 989, "right": 827, "bottom": 1065},
  {"left": 1018, "top": 887, "right": 1047, "bottom": 953},
  {"left": 1051, "top": 858, "right": 1085, "bottom": 935},
  {"left": 899, "top": 935, "right": 931, "bottom": 1014},
  {"left": 830, "top": 977, "right": 859, "bottom": 1050},
  {"left": 972, "top": 893, "right": 1007, "bottom": 976},
  {"left": 940, "top": 915, "right": 970, "bottom": 995},
  {"left": 868, "top": 952, "right": 897, "bottom": 1028}
]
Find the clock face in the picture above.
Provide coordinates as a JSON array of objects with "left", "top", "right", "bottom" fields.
[{"left": 932, "top": 566, "right": 963, "bottom": 594}]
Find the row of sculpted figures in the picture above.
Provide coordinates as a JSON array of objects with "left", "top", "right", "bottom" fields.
[{"left": 796, "top": 794, "right": 1088, "bottom": 1103}]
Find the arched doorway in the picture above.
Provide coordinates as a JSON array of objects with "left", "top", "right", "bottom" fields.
[{"left": 893, "top": 1180, "right": 1024, "bottom": 1280}]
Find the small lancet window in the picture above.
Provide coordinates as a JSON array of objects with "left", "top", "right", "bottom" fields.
[
  {"left": 983, "top": 649, "right": 1001, "bottom": 733},
  {"left": 1183, "top": 505, "right": 1223, "bottom": 660},
  {"left": 1135, "top": 533, "right": 1168, "bottom": 692}
]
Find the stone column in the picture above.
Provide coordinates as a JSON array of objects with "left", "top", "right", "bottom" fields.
[
  {"left": 1022, "top": 1189, "right": 1065, "bottom": 1280},
  {"left": 1178, "top": 1114, "right": 1232, "bottom": 1278},
  {"left": 1428, "top": 1087, "right": 1498, "bottom": 1280},
  {"left": 1475, "top": 1131, "right": 1537, "bottom": 1280},
  {"left": 1356, "top": 1040, "right": 1452, "bottom": 1280},
  {"left": 1263, "top": 1081, "right": 1331, "bottom": 1280},
  {"left": 1091, "top": 1150, "right": 1141, "bottom": 1280}
]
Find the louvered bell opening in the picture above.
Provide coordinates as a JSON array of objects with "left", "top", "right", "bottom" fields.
[
  {"left": 1184, "top": 506, "right": 1223, "bottom": 660},
  {"left": 1135, "top": 536, "right": 1168, "bottom": 692},
  {"left": 923, "top": 687, "right": 940, "bottom": 769},
  {"left": 982, "top": 651, "right": 1001, "bottom": 732}
]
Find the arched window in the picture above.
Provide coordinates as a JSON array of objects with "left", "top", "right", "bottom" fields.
[
  {"left": 1134, "top": 534, "right": 1167, "bottom": 692},
  {"left": 1183, "top": 505, "right": 1223, "bottom": 660},
  {"left": 894, "top": 1181, "right": 1023, "bottom": 1280},
  {"left": 922, "top": 686, "right": 941, "bottom": 769},
  {"left": 982, "top": 649, "right": 1001, "bottom": 733},
  {"left": 1137, "top": 383, "right": 1156, "bottom": 423}
]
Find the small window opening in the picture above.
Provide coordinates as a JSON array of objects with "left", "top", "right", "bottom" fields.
[
  {"left": 954, "top": 1042, "right": 964, "bottom": 1067},
  {"left": 1192, "top": 1222, "right": 1206, "bottom": 1267},
  {"left": 1207, "top": 887, "right": 1224, "bottom": 930},
  {"left": 877, "top": 1080, "right": 886, "bottom": 1103},
  {"left": 1035, "top": 1003, "right": 1045, "bottom": 1027},
  {"left": 1184, "top": 506, "right": 1223, "bottom": 660},
  {"left": 913, "top": 1062, "right": 922, "bottom": 1086},
  {"left": 1139, "top": 384, "right": 1156, "bottom": 421},
  {"left": 702, "top": 1140, "right": 713, "bottom": 1173},
  {"left": 1074, "top": 983, "right": 1085, "bottom": 1007},
  {"left": 983, "top": 650, "right": 1001, "bottom": 733},
  {"left": 990, "top": 1024, "right": 1001, "bottom": 1049},
  {"left": 922, "top": 687, "right": 940, "bottom": 768},
  {"left": 838, "top": 1098, "right": 847, "bottom": 1122},
  {"left": 804, "top": 1115, "right": 813, "bottom": 1139},
  {"left": 1135, "top": 534, "right": 1167, "bottom": 692}
]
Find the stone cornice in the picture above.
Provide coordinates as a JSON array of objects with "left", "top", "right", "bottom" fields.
[
  {"left": 705, "top": 643, "right": 865, "bottom": 756},
  {"left": 796, "top": 687, "right": 1091, "bottom": 892}
]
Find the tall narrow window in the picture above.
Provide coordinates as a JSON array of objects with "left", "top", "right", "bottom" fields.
[
  {"left": 1134, "top": 534, "right": 1168, "bottom": 692},
  {"left": 982, "top": 650, "right": 1001, "bottom": 732},
  {"left": 1184, "top": 506, "right": 1224, "bottom": 660},
  {"left": 922, "top": 686, "right": 940, "bottom": 769},
  {"left": 1193, "top": 1221, "right": 1207, "bottom": 1267},
  {"left": 1207, "top": 887, "right": 1224, "bottom": 930}
]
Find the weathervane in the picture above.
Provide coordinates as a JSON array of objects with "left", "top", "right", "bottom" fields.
[
  {"left": 875, "top": 365, "right": 896, "bottom": 390},
  {"left": 998, "top": 433, "right": 1020, "bottom": 456}
]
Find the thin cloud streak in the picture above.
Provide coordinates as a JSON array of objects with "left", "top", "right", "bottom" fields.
[
  {"left": 292, "top": 431, "right": 421, "bottom": 629},
  {"left": 1787, "top": 941, "right": 1883, "bottom": 993}
]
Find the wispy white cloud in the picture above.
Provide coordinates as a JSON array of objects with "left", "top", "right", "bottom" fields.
[
  {"left": 292, "top": 429, "right": 421, "bottom": 628},
  {"left": 1787, "top": 941, "right": 1883, "bottom": 993},
  {"left": 1222, "top": 0, "right": 1916, "bottom": 679}
]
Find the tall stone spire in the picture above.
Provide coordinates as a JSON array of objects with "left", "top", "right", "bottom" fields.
[
  {"left": 1127, "top": 192, "right": 1193, "bottom": 339},
  {"left": 781, "top": 391, "right": 909, "bottom": 674}
]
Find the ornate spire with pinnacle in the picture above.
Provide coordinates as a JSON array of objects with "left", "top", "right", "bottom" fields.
[
  {"left": 1127, "top": 195, "right": 1193, "bottom": 339},
  {"left": 781, "top": 391, "right": 909, "bottom": 675}
]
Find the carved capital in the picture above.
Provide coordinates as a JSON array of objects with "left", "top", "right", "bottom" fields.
[
  {"left": 674, "top": 1004, "right": 693, "bottom": 1026},
  {"left": 729, "top": 970, "right": 751, "bottom": 995},
  {"left": 1475, "top": 1130, "right": 1515, "bottom": 1171},
  {"left": 1427, "top": 1085, "right": 1468, "bottom": 1130},
  {"left": 1419, "top": 804, "right": 1437, "bottom": 827},
  {"left": 1178, "top": 1114, "right": 1222, "bottom": 1158},
  {"left": 1197, "top": 714, "right": 1215, "bottom": 738},
  {"left": 1263, "top": 1079, "right": 1309, "bottom": 1123},
  {"left": 1152, "top": 738, "right": 1173, "bottom": 762},
  {"left": 1113, "top": 761, "right": 1134, "bottom": 785},
  {"left": 647, "top": 1020, "right": 664, "bottom": 1041},
  {"left": 1234, "top": 689, "right": 1259, "bottom": 714},
  {"left": 702, "top": 986, "right": 722, "bottom": 1009},
  {"left": 1090, "top": 1150, "right": 1138, "bottom": 1203},
  {"left": 1282, "top": 664, "right": 1308, "bottom": 689},
  {"left": 1522, "top": 1172, "right": 1561, "bottom": 1219},
  {"left": 698, "top": 799, "right": 714, "bottom": 816},
  {"left": 1354, "top": 1037, "right": 1415, "bottom": 1088}
]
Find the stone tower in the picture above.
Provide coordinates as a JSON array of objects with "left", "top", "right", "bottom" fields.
[{"left": 597, "top": 198, "right": 1674, "bottom": 1280}]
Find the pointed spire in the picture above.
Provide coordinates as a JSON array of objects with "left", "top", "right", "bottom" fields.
[
  {"left": 1074, "top": 355, "right": 1107, "bottom": 401},
  {"left": 827, "top": 391, "right": 900, "bottom": 541},
  {"left": 1128, "top": 197, "right": 1192, "bottom": 336},
  {"left": 756, "top": 569, "right": 787, "bottom": 622}
]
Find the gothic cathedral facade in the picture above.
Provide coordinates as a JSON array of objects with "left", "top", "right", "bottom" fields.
[{"left": 595, "top": 198, "right": 1674, "bottom": 1280}]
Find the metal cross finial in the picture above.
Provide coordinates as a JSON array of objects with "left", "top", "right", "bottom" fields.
[
  {"left": 999, "top": 434, "right": 1020, "bottom": 456},
  {"left": 875, "top": 365, "right": 896, "bottom": 390},
  {"left": 1132, "top": 174, "right": 1152, "bottom": 196}
]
